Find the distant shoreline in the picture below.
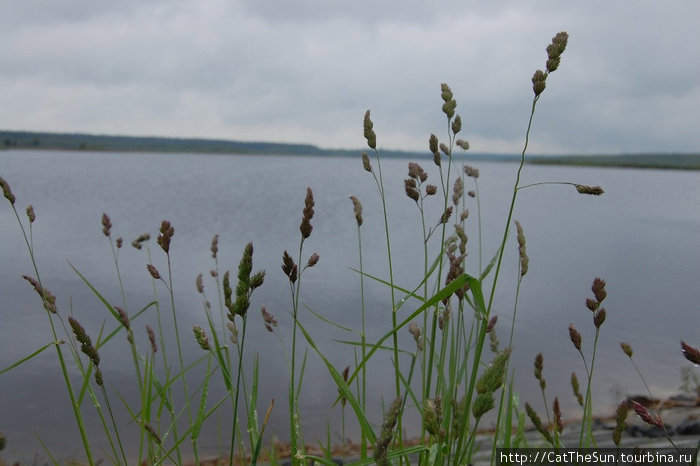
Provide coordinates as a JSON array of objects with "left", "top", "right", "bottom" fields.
[{"left": 2, "top": 129, "right": 699, "bottom": 170}]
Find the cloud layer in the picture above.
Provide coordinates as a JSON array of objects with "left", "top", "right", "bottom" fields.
[{"left": 2, "top": 1, "right": 699, "bottom": 154}]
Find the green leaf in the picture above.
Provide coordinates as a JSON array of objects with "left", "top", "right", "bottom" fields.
[
  {"left": 295, "top": 318, "right": 376, "bottom": 444},
  {"left": 480, "top": 244, "right": 502, "bottom": 282},
  {"left": 346, "top": 273, "right": 471, "bottom": 390},
  {"left": 191, "top": 355, "right": 212, "bottom": 440},
  {"left": 0, "top": 341, "right": 56, "bottom": 375}
]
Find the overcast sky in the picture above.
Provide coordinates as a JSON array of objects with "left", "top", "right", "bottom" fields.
[{"left": 1, "top": 1, "right": 699, "bottom": 154}]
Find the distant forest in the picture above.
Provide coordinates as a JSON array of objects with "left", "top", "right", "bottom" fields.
[
  {"left": 0, "top": 130, "right": 329, "bottom": 155},
  {"left": 2, "top": 130, "right": 699, "bottom": 169}
]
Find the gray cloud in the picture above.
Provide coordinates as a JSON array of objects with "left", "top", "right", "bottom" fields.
[{"left": 1, "top": 1, "right": 699, "bottom": 154}]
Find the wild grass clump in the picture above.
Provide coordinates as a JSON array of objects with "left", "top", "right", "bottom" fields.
[{"left": 1, "top": 30, "right": 696, "bottom": 466}]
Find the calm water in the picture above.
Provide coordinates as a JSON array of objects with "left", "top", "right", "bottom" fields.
[{"left": 1, "top": 150, "right": 699, "bottom": 462}]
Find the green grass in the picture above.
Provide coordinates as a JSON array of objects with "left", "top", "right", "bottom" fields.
[{"left": 1, "top": 31, "right": 698, "bottom": 466}]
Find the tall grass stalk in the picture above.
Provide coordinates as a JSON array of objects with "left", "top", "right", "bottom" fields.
[
  {"left": 453, "top": 32, "right": 569, "bottom": 464},
  {"left": 361, "top": 116, "right": 402, "bottom": 408},
  {"left": 101, "top": 215, "right": 149, "bottom": 458},
  {"left": 157, "top": 221, "right": 197, "bottom": 464},
  {"left": 0, "top": 178, "right": 96, "bottom": 465},
  {"left": 282, "top": 187, "right": 316, "bottom": 465},
  {"left": 349, "top": 194, "right": 369, "bottom": 460}
]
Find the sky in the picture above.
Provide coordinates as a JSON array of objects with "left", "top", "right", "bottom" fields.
[{"left": 1, "top": 1, "right": 699, "bottom": 155}]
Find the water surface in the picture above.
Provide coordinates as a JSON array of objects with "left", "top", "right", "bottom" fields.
[{"left": 1, "top": 150, "right": 698, "bottom": 462}]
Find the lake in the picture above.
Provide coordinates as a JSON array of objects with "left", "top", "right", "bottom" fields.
[{"left": 1, "top": 149, "right": 699, "bottom": 462}]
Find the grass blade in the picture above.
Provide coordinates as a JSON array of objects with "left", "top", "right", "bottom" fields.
[
  {"left": 346, "top": 273, "right": 470, "bottom": 389},
  {"left": 295, "top": 318, "right": 377, "bottom": 444},
  {"left": 0, "top": 341, "right": 56, "bottom": 375}
]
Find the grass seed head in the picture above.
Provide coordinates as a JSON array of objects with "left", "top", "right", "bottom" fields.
[
  {"left": 571, "top": 372, "right": 583, "bottom": 407},
  {"left": 408, "top": 161, "right": 426, "bottom": 180},
  {"left": 476, "top": 348, "right": 511, "bottom": 395},
  {"left": 586, "top": 298, "right": 598, "bottom": 312},
  {"left": 425, "top": 184, "right": 437, "bottom": 196},
  {"left": 409, "top": 322, "right": 423, "bottom": 351},
  {"left": 546, "top": 31, "right": 569, "bottom": 73},
  {"left": 525, "top": 402, "right": 553, "bottom": 444},
  {"left": 282, "top": 250, "right": 297, "bottom": 283},
  {"left": 299, "top": 187, "right": 315, "bottom": 239},
  {"left": 0, "top": 177, "right": 16, "bottom": 205},
  {"left": 22, "top": 274, "right": 57, "bottom": 314},
  {"left": 440, "top": 83, "right": 456, "bottom": 119},
  {"left": 193, "top": 325, "right": 210, "bottom": 351},
  {"left": 568, "top": 324, "right": 582, "bottom": 351},
  {"left": 591, "top": 277, "right": 607, "bottom": 302},
  {"left": 223, "top": 270, "right": 233, "bottom": 315},
  {"left": 575, "top": 184, "right": 605, "bottom": 195},
  {"left": 631, "top": 400, "right": 664, "bottom": 430},
  {"left": 440, "top": 206, "right": 453, "bottom": 224},
  {"left": 487, "top": 315, "right": 498, "bottom": 333},
  {"left": 363, "top": 110, "right": 377, "bottom": 149},
  {"left": 339, "top": 365, "right": 350, "bottom": 407},
  {"left": 146, "top": 264, "right": 161, "bottom": 280},
  {"left": 532, "top": 69, "right": 547, "bottom": 96},
  {"left": 404, "top": 179, "right": 420, "bottom": 202},
  {"left": 571, "top": 372, "right": 584, "bottom": 406},
  {"left": 233, "top": 242, "right": 255, "bottom": 317},
  {"left": 146, "top": 325, "right": 157, "bottom": 353},
  {"left": 68, "top": 316, "right": 101, "bottom": 384},
  {"left": 452, "top": 177, "right": 463, "bottom": 205},
  {"left": 261, "top": 307, "right": 277, "bottom": 332},
  {"left": 429, "top": 133, "right": 439, "bottom": 154},
  {"left": 423, "top": 397, "right": 443, "bottom": 437},
  {"left": 250, "top": 270, "right": 265, "bottom": 290},
  {"left": 515, "top": 220, "right": 529, "bottom": 276},
  {"left": 534, "top": 353, "right": 546, "bottom": 390},
  {"left": 211, "top": 234, "right": 219, "bottom": 259},
  {"left": 439, "top": 143, "right": 451, "bottom": 156},
  {"left": 553, "top": 397, "right": 563, "bottom": 434},
  {"left": 612, "top": 401, "right": 628, "bottom": 446},
  {"left": 101, "top": 213, "right": 112, "bottom": 237},
  {"left": 620, "top": 342, "right": 634, "bottom": 358},
  {"left": 306, "top": 253, "right": 319, "bottom": 268},
  {"left": 238, "top": 243, "right": 254, "bottom": 281},
  {"left": 456, "top": 139, "right": 470, "bottom": 151},
  {"left": 361, "top": 151, "right": 372, "bottom": 172},
  {"left": 451, "top": 114, "right": 462, "bottom": 135},
  {"left": 681, "top": 340, "right": 700, "bottom": 365},
  {"left": 454, "top": 224, "right": 467, "bottom": 254},
  {"left": 26, "top": 205, "right": 36, "bottom": 223},
  {"left": 429, "top": 134, "right": 441, "bottom": 166},
  {"left": 157, "top": 220, "right": 174, "bottom": 253},
  {"left": 349, "top": 195, "right": 363, "bottom": 226},
  {"left": 464, "top": 165, "right": 479, "bottom": 178},
  {"left": 196, "top": 274, "right": 204, "bottom": 293},
  {"left": 94, "top": 368, "right": 104, "bottom": 387},
  {"left": 594, "top": 307, "right": 607, "bottom": 328},
  {"left": 374, "top": 396, "right": 402, "bottom": 466},
  {"left": 115, "top": 306, "right": 130, "bottom": 330},
  {"left": 439, "top": 305, "right": 451, "bottom": 331},
  {"left": 131, "top": 233, "right": 150, "bottom": 250}
]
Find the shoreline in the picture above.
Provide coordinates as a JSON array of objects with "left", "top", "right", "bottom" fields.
[{"left": 193, "top": 395, "right": 700, "bottom": 465}]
